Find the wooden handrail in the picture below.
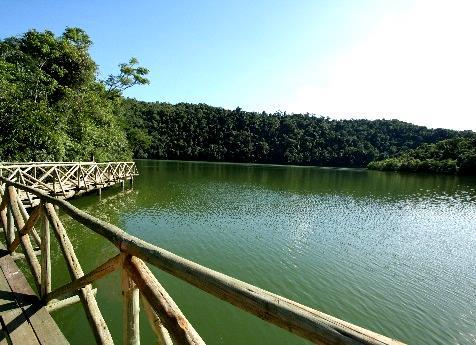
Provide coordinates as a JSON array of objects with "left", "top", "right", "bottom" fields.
[
  {"left": 0, "top": 162, "right": 138, "bottom": 207},
  {"left": 0, "top": 176, "right": 405, "bottom": 345},
  {"left": 124, "top": 256, "right": 205, "bottom": 345},
  {"left": 0, "top": 161, "right": 137, "bottom": 168}
]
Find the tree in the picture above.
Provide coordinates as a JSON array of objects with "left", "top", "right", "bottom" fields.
[
  {"left": 104, "top": 58, "right": 150, "bottom": 97},
  {"left": 0, "top": 27, "right": 147, "bottom": 162}
]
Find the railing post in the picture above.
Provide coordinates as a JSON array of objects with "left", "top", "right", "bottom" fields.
[
  {"left": 53, "top": 170, "right": 56, "bottom": 194},
  {"left": 77, "top": 163, "right": 80, "bottom": 189},
  {"left": 142, "top": 296, "right": 172, "bottom": 345},
  {"left": 44, "top": 202, "right": 113, "bottom": 344},
  {"left": 122, "top": 265, "right": 140, "bottom": 345},
  {"left": 0, "top": 189, "right": 7, "bottom": 241},
  {"left": 6, "top": 202, "right": 14, "bottom": 248},
  {"left": 40, "top": 206, "right": 51, "bottom": 299}
]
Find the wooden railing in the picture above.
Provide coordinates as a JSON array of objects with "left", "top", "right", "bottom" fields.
[
  {"left": 0, "top": 162, "right": 138, "bottom": 206},
  {"left": 0, "top": 177, "right": 405, "bottom": 345}
]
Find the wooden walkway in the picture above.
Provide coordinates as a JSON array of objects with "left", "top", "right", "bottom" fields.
[
  {"left": 0, "top": 243, "right": 68, "bottom": 345},
  {"left": 0, "top": 163, "right": 405, "bottom": 345},
  {"left": 0, "top": 162, "right": 138, "bottom": 207}
]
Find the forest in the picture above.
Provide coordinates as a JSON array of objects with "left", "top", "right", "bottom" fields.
[
  {"left": 120, "top": 100, "right": 474, "bottom": 168},
  {"left": 368, "top": 138, "right": 476, "bottom": 174},
  {"left": 1, "top": 28, "right": 475, "bottom": 173}
]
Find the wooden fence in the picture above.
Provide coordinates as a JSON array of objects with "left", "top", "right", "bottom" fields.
[
  {"left": 0, "top": 176, "right": 405, "bottom": 345},
  {"left": 0, "top": 162, "right": 138, "bottom": 207}
]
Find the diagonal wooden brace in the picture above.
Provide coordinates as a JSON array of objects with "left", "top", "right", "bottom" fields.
[
  {"left": 9, "top": 204, "right": 42, "bottom": 252},
  {"left": 7, "top": 186, "right": 42, "bottom": 292},
  {"left": 45, "top": 253, "right": 123, "bottom": 303}
]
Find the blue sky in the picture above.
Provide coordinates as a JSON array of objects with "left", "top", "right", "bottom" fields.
[{"left": 1, "top": 0, "right": 475, "bottom": 130}]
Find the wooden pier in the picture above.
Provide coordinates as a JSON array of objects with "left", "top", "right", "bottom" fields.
[
  {"left": 0, "top": 242, "right": 68, "bottom": 344},
  {"left": 0, "top": 162, "right": 138, "bottom": 207},
  {"left": 0, "top": 163, "right": 405, "bottom": 345}
]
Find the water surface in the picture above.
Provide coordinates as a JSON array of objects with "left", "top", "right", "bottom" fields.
[{"left": 37, "top": 160, "right": 476, "bottom": 344}]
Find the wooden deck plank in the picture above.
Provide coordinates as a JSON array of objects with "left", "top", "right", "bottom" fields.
[
  {"left": 0, "top": 264, "right": 13, "bottom": 345},
  {"left": 0, "top": 266, "right": 39, "bottom": 345},
  {"left": 0, "top": 244, "right": 69, "bottom": 344}
]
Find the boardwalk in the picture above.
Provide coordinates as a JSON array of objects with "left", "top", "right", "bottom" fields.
[
  {"left": 0, "top": 162, "right": 405, "bottom": 344},
  {"left": 0, "top": 162, "right": 138, "bottom": 207},
  {"left": 0, "top": 243, "right": 68, "bottom": 344}
]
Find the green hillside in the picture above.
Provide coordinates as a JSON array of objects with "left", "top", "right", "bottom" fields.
[{"left": 368, "top": 138, "right": 476, "bottom": 174}]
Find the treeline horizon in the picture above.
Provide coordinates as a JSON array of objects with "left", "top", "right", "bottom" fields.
[{"left": 121, "top": 99, "right": 475, "bottom": 169}]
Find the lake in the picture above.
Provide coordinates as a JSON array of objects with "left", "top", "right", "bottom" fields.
[{"left": 36, "top": 160, "right": 476, "bottom": 344}]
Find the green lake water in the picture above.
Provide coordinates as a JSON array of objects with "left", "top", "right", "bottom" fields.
[{"left": 26, "top": 160, "right": 475, "bottom": 344}]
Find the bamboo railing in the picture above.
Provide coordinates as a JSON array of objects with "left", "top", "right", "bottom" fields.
[
  {"left": 0, "top": 162, "right": 138, "bottom": 206},
  {"left": 0, "top": 176, "right": 405, "bottom": 345}
]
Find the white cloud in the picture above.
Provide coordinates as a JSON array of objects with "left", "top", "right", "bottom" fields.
[{"left": 268, "top": 0, "right": 476, "bottom": 130}]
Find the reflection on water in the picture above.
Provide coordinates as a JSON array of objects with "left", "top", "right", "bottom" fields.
[{"left": 47, "top": 160, "right": 476, "bottom": 344}]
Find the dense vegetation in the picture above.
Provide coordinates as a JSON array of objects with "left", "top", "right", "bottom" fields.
[
  {"left": 0, "top": 28, "right": 147, "bottom": 162},
  {"left": 1, "top": 27, "right": 475, "bottom": 174},
  {"left": 368, "top": 138, "right": 476, "bottom": 174},
  {"left": 121, "top": 100, "right": 474, "bottom": 167}
]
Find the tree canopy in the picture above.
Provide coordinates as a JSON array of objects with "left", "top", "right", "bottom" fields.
[
  {"left": 0, "top": 28, "right": 147, "bottom": 162},
  {"left": 368, "top": 138, "right": 476, "bottom": 174},
  {"left": 120, "top": 99, "right": 475, "bottom": 168}
]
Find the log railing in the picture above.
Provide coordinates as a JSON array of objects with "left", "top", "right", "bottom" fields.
[
  {"left": 0, "top": 162, "right": 138, "bottom": 206},
  {"left": 0, "top": 176, "right": 405, "bottom": 345}
]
